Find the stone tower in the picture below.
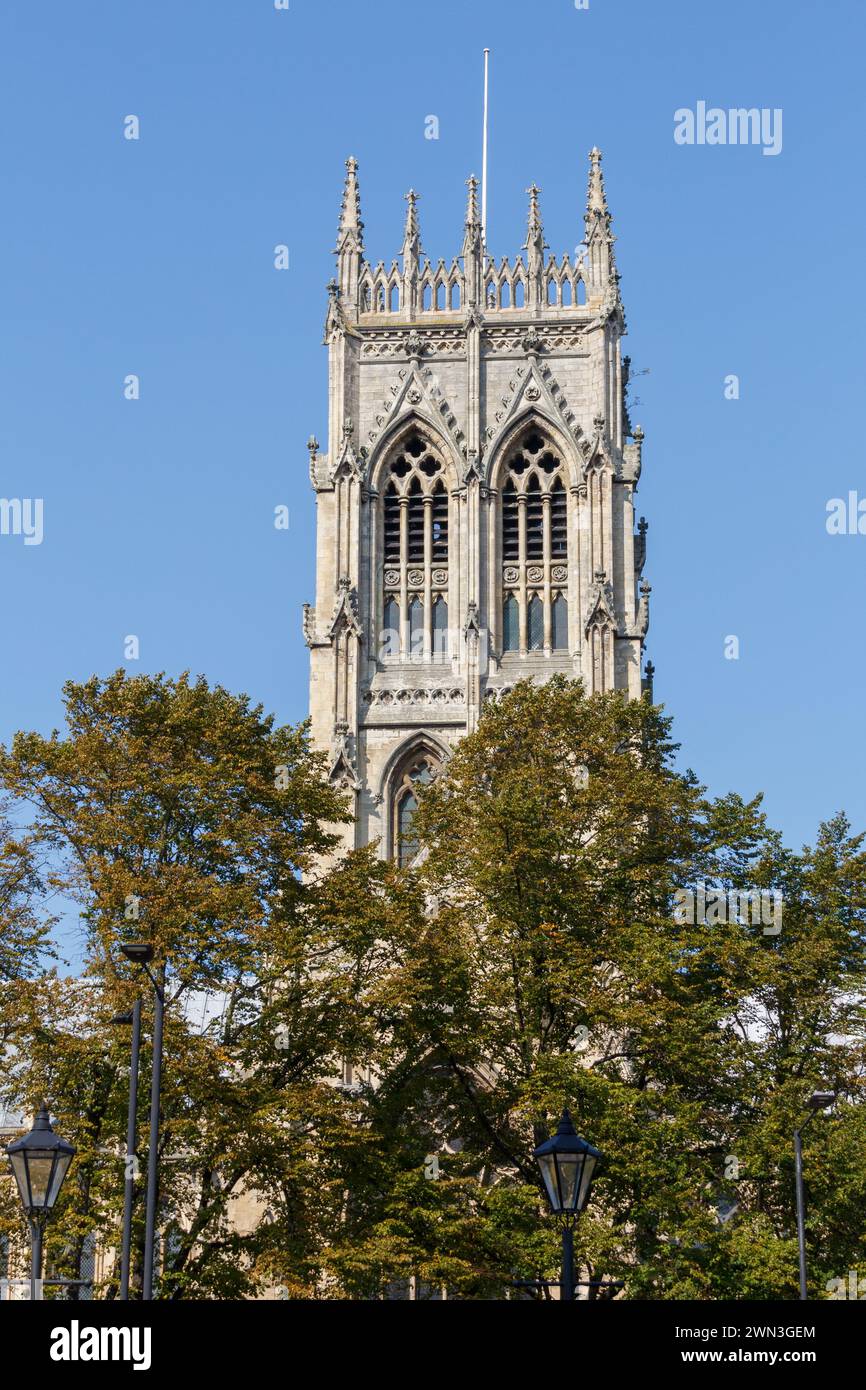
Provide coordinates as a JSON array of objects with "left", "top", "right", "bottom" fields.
[{"left": 305, "top": 150, "right": 651, "bottom": 858}]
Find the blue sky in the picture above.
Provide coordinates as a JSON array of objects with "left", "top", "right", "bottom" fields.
[{"left": 2, "top": 0, "right": 864, "bottom": 926}]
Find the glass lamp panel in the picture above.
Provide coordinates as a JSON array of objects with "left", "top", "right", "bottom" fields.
[
  {"left": 21, "top": 1154, "right": 56, "bottom": 1209},
  {"left": 576, "top": 1153, "right": 598, "bottom": 1211},
  {"left": 46, "top": 1152, "right": 73, "bottom": 1209},
  {"left": 555, "top": 1153, "right": 582, "bottom": 1213},
  {"left": 9, "top": 1151, "right": 32, "bottom": 1210},
  {"left": 537, "top": 1154, "right": 561, "bottom": 1212}
]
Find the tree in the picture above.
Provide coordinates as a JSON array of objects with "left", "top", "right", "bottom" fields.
[
  {"left": 322, "top": 678, "right": 866, "bottom": 1298},
  {"left": 0, "top": 669, "right": 361, "bottom": 1297}
]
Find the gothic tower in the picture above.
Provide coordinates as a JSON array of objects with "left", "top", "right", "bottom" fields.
[{"left": 305, "top": 150, "right": 651, "bottom": 857}]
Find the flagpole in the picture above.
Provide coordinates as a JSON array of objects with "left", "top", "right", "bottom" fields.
[{"left": 481, "top": 48, "right": 489, "bottom": 265}]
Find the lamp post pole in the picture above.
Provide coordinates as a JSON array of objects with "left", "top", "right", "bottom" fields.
[
  {"left": 142, "top": 970, "right": 164, "bottom": 1301},
  {"left": 113, "top": 998, "right": 142, "bottom": 1300},
  {"left": 793, "top": 1089, "right": 836, "bottom": 1302},
  {"left": 794, "top": 1126, "right": 808, "bottom": 1301},
  {"left": 120, "top": 943, "right": 165, "bottom": 1302},
  {"left": 28, "top": 1217, "right": 43, "bottom": 1303},
  {"left": 560, "top": 1221, "right": 575, "bottom": 1302}
]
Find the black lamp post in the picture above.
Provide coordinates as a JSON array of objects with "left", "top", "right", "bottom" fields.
[
  {"left": 6, "top": 1103, "right": 76, "bottom": 1301},
  {"left": 120, "top": 942, "right": 164, "bottom": 1301},
  {"left": 794, "top": 1089, "right": 835, "bottom": 1300},
  {"left": 533, "top": 1109, "right": 601, "bottom": 1302},
  {"left": 111, "top": 1000, "right": 142, "bottom": 1299}
]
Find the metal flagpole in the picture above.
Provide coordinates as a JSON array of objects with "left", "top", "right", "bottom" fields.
[{"left": 481, "top": 48, "right": 489, "bottom": 265}]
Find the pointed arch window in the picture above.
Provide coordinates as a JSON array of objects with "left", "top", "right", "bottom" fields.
[
  {"left": 384, "top": 483, "right": 400, "bottom": 561},
  {"left": 407, "top": 477, "right": 424, "bottom": 562},
  {"left": 503, "top": 594, "right": 519, "bottom": 652},
  {"left": 525, "top": 475, "right": 543, "bottom": 559},
  {"left": 432, "top": 596, "right": 448, "bottom": 657},
  {"left": 382, "top": 597, "right": 400, "bottom": 658},
  {"left": 392, "top": 751, "right": 439, "bottom": 866},
  {"left": 552, "top": 593, "right": 568, "bottom": 651},
  {"left": 379, "top": 432, "right": 450, "bottom": 661},
  {"left": 528, "top": 594, "right": 544, "bottom": 651},
  {"left": 431, "top": 484, "right": 448, "bottom": 560},
  {"left": 498, "top": 424, "right": 572, "bottom": 659},
  {"left": 409, "top": 597, "right": 424, "bottom": 654},
  {"left": 502, "top": 480, "right": 519, "bottom": 560},
  {"left": 550, "top": 479, "right": 567, "bottom": 557}
]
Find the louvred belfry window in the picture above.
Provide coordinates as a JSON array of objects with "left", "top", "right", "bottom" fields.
[
  {"left": 499, "top": 425, "right": 571, "bottom": 657},
  {"left": 379, "top": 431, "right": 451, "bottom": 661}
]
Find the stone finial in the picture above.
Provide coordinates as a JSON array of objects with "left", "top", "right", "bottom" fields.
[
  {"left": 336, "top": 155, "right": 363, "bottom": 251},
  {"left": 462, "top": 175, "right": 483, "bottom": 307},
  {"left": 586, "top": 147, "right": 608, "bottom": 216},
  {"left": 307, "top": 435, "right": 319, "bottom": 457},
  {"left": 524, "top": 183, "right": 546, "bottom": 255},
  {"left": 401, "top": 189, "right": 422, "bottom": 267},
  {"left": 464, "top": 175, "right": 480, "bottom": 232}
]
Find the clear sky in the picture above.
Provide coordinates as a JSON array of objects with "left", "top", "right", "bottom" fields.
[{"left": 2, "top": 0, "right": 864, "bottom": 925}]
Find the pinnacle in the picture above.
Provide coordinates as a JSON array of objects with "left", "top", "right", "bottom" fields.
[
  {"left": 336, "top": 154, "right": 363, "bottom": 250},
  {"left": 586, "top": 146, "right": 608, "bottom": 216}
]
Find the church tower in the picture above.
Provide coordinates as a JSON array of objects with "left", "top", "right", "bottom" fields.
[{"left": 305, "top": 149, "right": 652, "bottom": 857}]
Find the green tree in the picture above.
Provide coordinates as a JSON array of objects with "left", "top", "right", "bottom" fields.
[
  {"left": 322, "top": 678, "right": 866, "bottom": 1299},
  {"left": 0, "top": 669, "right": 362, "bottom": 1298}
]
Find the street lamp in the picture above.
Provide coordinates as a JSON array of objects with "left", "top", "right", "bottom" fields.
[
  {"left": 794, "top": 1089, "right": 836, "bottom": 1300},
  {"left": 120, "top": 942, "right": 164, "bottom": 1301},
  {"left": 533, "top": 1109, "right": 601, "bottom": 1302},
  {"left": 6, "top": 1103, "right": 76, "bottom": 1300}
]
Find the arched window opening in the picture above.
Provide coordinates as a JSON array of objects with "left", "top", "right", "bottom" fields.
[
  {"left": 514, "top": 277, "right": 525, "bottom": 308},
  {"left": 551, "top": 479, "right": 567, "bottom": 557},
  {"left": 498, "top": 424, "right": 571, "bottom": 662},
  {"left": 561, "top": 277, "right": 573, "bottom": 307},
  {"left": 432, "top": 484, "right": 448, "bottom": 560},
  {"left": 576, "top": 278, "right": 587, "bottom": 306},
  {"left": 436, "top": 281, "right": 446, "bottom": 310},
  {"left": 552, "top": 593, "right": 568, "bottom": 651},
  {"left": 382, "top": 597, "right": 400, "bottom": 658},
  {"left": 432, "top": 596, "right": 448, "bottom": 657},
  {"left": 397, "top": 791, "right": 419, "bottom": 866},
  {"left": 384, "top": 483, "right": 401, "bottom": 561},
  {"left": 392, "top": 752, "right": 439, "bottom": 866},
  {"left": 503, "top": 594, "right": 519, "bottom": 652},
  {"left": 547, "top": 277, "right": 558, "bottom": 306},
  {"left": 502, "top": 480, "right": 519, "bottom": 559},
  {"left": 525, "top": 475, "right": 543, "bottom": 559},
  {"left": 500, "top": 280, "right": 511, "bottom": 308},
  {"left": 389, "top": 284, "right": 400, "bottom": 312},
  {"left": 422, "top": 283, "right": 432, "bottom": 311},
  {"left": 409, "top": 597, "right": 424, "bottom": 655},
  {"left": 450, "top": 281, "right": 461, "bottom": 309},
  {"left": 407, "top": 477, "right": 424, "bottom": 562},
  {"left": 379, "top": 431, "right": 450, "bottom": 661},
  {"left": 528, "top": 594, "right": 544, "bottom": 651}
]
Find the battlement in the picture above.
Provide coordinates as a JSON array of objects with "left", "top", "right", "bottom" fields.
[{"left": 333, "top": 150, "right": 619, "bottom": 327}]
